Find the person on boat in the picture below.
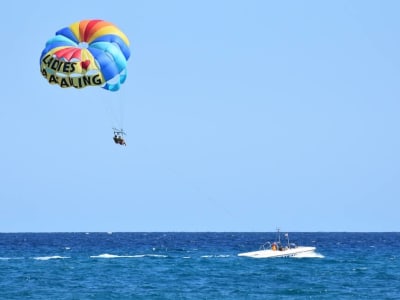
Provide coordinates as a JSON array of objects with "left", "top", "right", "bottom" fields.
[{"left": 271, "top": 243, "right": 277, "bottom": 251}]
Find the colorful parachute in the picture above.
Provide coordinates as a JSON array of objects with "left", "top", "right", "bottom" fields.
[{"left": 40, "top": 20, "right": 130, "bottom": 91}]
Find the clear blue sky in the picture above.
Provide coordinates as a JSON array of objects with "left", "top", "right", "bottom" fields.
[{"left": 1, "top": 1, "right": 399, "bottom": 232}]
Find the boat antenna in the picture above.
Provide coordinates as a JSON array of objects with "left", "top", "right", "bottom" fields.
[
  {"left": 285, "top": 232, "right": 290, "bottom": 248},
  {"left": 276, "top": 228, "right": 281, "bottom": 244}
]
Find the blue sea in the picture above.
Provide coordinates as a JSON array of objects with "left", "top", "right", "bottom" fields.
[{"left": 0, "top": 232, "right": 399, "bottom": 299}]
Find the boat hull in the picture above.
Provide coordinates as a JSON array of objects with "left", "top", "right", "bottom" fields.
[{"left": 238, "top": 246, "right": 316, "bottom": 258}]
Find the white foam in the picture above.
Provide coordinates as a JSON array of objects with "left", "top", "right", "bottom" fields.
[
  {"left": 201, "top": 254, "right": 231, "bottom": 258},
  {"left": 145, "top": 254, "right": 168, "bottom": 258},
  {"left": 33, "top": 256, "right": 70, "bottom": 260},
  {"left": 90, "top": 253, "right": 130, "bottom": 258},
  {"left": 90, "top": 253, "right": 167, "bottom": 259}
]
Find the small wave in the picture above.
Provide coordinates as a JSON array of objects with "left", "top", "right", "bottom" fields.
[
  {"left": 90, "top": 253, "right": 168, "bottom": 259},
  {"left": 0, "top": 257, "right": 24, "bottom": 260},
  {"left": 201, "top": 254, "right": 231, "bottom": 258},
  {"left": 33, "top": 256, "right": 70, "bottom": 261},
  {"left": 143, "top": 254, "right": 168, "bottom": 258},
  {"left": 90, "top": 253, "right": 135, "bottom": 259}
]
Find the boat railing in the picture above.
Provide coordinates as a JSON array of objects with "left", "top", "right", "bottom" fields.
[{"left": 259, "top": 241, "right": 271, "bottom": 250}]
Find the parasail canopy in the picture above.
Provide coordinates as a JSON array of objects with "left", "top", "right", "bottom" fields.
[{"left": 40, "top": 19, "right": 131, "bottom": 92}]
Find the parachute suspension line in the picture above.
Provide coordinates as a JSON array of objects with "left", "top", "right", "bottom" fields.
[
  {"left": 103, "top": 98, "right": 119, "bottom": 130},
  {"left": 102, "top": 91, "right": 126, "bottom": 134},
  {"left": 118, "top": 90, "right": 125, "bottom": 132}
]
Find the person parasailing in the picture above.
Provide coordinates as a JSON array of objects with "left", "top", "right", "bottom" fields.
[{"left": 113, "top": 128, "right": 127, "bottom": 146}]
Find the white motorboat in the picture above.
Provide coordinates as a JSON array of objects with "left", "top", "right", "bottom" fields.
[{"left": 238, "top": 230, "right": 317, "bottom": 258}]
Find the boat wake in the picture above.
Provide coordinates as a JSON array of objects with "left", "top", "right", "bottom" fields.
[{"left": 293, "top": 251, "right": 324, "bottom": 258}]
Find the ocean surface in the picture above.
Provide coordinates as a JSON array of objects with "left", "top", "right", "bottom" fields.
[{"left": 0, "top": 232, "right": 399, "bottom": 299}]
